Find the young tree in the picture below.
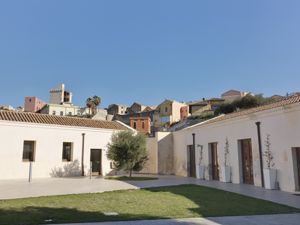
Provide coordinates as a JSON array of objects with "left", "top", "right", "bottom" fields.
[{"left": 107, "top": 131, "right": 148, "bottom": 177}]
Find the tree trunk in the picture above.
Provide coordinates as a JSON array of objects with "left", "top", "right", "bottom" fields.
[{"left": 129, "top": 169, "right": 132, "bottom": 177}]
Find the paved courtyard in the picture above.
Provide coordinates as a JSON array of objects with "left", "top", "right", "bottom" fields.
[
  {"left": 52, "top": 214, "right": 300, "bottom": 225},
  {"left": 0, "top": 175, "right": 299, "bottom": 210}
]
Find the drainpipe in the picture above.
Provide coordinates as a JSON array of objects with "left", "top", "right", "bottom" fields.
[
  {"left": 255, "top": 122, "right": 264, "bottom": 188},
  {"left": 81, "top": 133, "right": 85, "bottom": 176},
  {"left": 192, "top": 133, "right": 196, "bottom": 177},
  {"left": 192, "top": 133, "right": 196, "bottom": 151}
]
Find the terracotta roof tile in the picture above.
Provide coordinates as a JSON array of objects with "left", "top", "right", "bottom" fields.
[{"left": 0, "top": 111, "right": 128, "bottom": 130}]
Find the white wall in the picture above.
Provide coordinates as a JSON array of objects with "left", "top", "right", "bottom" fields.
[
  {"left": 173, "top": 103, "right": 300, "bottom": 192},
  {"left": 140, "top": 137, "right": 158, "bottom": 174},
  {"left": 0, "top": 121, "right": 119, "bottom": 180},
  {"left": 172, "top": 101, "right": 187, "bottom": 123}
]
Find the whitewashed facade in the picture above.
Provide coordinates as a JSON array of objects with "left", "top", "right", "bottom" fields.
[
  {"left": 172, "top": 96, "right": 300, "bottom": 193},
  {"left": 0, "top": 111, "right": 130, "bottom": 180}
]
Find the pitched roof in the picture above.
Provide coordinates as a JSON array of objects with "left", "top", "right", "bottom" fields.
[
  {"left": 221, "top": 89, "right": 242, "bottom": 96},
  {"left": 185, "top": 96, "right": 300, "bottom": 132},
  {"left": 187, "top": 95, "right": 300, "bottom": 129},
  {"left": 0, "top": 110, "right": 128, "bottom": 130}
]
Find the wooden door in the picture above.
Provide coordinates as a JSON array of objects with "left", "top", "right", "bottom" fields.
[
  {"left": 296, "top": 148, "right": 300, "bottom": 190},
  {"left": 90, "top": 149, "right": 102, "bottom": 175},
  {"left": 210, "top": 143, "right": 219, "bottom": 180},
  {"left": 187, "top": 145, "right": 196, "bottom": 178},
  {"left": 241, "top": 139, "right": 254, "bottom": 184}
]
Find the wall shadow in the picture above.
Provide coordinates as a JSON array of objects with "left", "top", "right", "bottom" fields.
[
  {"left": 50, "top": 160, "right": 82, "bottom": 177},
  {"left": 0, "top": 206, "right": 202, "bottom": 225}
]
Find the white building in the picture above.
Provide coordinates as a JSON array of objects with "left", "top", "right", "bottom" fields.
[
  {"left": 40, "top": 84, "right": 107, "bottom": 118},
  {"left": 172, "top": 95, "right": 300, "bottom": 192},
  {"left": 40, "top": 103, "right": 90, "bottom": 116},
  {"left": 0, "top": 110, "right": 130, "bottom": 180}
]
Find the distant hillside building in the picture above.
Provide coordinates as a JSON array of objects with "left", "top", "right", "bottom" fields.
[
  {"left": 130, "top": 116, "right": 151, "bottom": 134},
  {"left": 107, "top": 104, "right": 128, "bottom": 116},
  {"left": 127, "top": 102, "right": 147, "bottom": 114},
  {"left": 50, "top": 84, "right": 72, "bottom": 105},
  {"left": 153, "top": 100, "right": 187, "bottom": 129},
  {"left": 24, "top": 97, "right": 46, "bottom": 113},
  {"left": 188, "top": 98, "right": 225, "bottom": 116},
  {"left": 38, "top": 84, "right": 106, "bottom": 118},
  {"left": 180, "top": 106, "right": 189, "bottom": 120},
  {"left": 221, "top": 90, "right": 250, "bottom": 102}
]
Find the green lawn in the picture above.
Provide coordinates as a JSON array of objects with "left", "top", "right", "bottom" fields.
[
  {"left": 0, "top": 185, "right": 298, "bottom": 225},
  {"left": 105, "top": 176, "right": 158, "bottom": 181}
]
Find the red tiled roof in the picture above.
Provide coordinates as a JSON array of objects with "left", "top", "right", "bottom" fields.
[{"left": 0, "top": 110, "right": 128, "bottom": 130}]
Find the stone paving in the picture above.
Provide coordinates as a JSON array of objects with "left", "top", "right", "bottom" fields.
[
  {"left": 0, "top": 177, "right": 138, "bottom": 200},
  {"left": 51, "top": 214, "right": 300, "bottom": 225}
]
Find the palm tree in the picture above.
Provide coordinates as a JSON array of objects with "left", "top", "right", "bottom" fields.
[{"left": 86, "top": 96, "right": 101, "bottom": 115}]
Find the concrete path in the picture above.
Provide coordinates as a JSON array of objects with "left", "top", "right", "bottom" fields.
[
  {"left": 0, "top": 177, "right": 138, "bottom": 200},
  {"left": 51, "top": 214, "right": 300, "bottom": 225},
  {"left": 191, "top": 179, "right": 300, "bottom": 209},
  {"left": 0, "top": 175, "right": 299, "bottom": 210}
]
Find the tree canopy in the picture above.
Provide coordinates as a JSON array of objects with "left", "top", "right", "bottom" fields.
[
  {"left": 215, "top": 94, "right": 271, "bottom": 116},
  {"left": 107, "top": 131, "right": 148, "bottom": 177},
  {"left": 86, "top": 95, "right": 101, "bottom": 115}
]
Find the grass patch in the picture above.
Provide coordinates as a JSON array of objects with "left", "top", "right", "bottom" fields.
[
  {"left": 0, "top": 184, "right": 298, "bottom": 225},
  {"left": 105, "top": 176, "right": 158, "bottom": 181}
]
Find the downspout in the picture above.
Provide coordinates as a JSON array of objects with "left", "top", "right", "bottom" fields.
[
  {"left": 81, "top": 133, "right": 86, "bottom": 176},
  {"left": 192, "top": 133, "right": 196, "bottom": 177},
  {"left": 192, "top": 133, "right": 196, "bottom": 151},
  {"left": 255, "top": 122, "right": 264, "bottom": 188}
]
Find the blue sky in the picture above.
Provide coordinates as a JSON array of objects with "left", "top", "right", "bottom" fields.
[{"left": 0, "top": 0, "right": 300, "bottom": 108}]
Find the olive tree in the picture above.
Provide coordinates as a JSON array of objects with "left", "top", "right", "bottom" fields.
[{"left": 107, "top": 131, "right": 148, "bottom": 177}]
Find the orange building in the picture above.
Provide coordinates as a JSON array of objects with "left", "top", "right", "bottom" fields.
[{"left": 130, "top": 116, "right": 151, "bottom": 134}]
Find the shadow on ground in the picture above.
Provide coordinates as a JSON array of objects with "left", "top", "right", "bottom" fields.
[
  {"left": 0, "top": 185, "right": 298, "bottom": 225},
  {"left": 0, "top": 207, "right": 202, "bottom": 225}
]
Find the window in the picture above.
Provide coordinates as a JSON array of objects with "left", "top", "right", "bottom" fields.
[
  {"left": 133, "top": 121, "right": 137, "bottom": 129},
  {"left": 68, "top": 112, "right": 72, "bottom": 116},
  {"left": 160, "top": 116, "right": 170, "bottom": 123},
  {"left": 62, "top": 142, "right": 73, "bottom": 162},
  {"left": 142, "top": 121, "right": 145, "bottom": 129},
  {"left": 22, "top": 141, "right": 35, "bottom": 162},
  {"left": 165, "top": 107, "right": 168, "bottom": 113},
  {"left": 52, "top": 111, "right": 56, "bottom": 115},
  {"left": 29, "top": 98, "right": 32, "bottom": 102},
  {"left": 60, "top": 111, "right": 64, "bottom": 116}
]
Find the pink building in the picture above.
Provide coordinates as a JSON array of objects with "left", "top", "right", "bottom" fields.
[{"left": 24, "top": 97, "right": 46, "bottom": 113}]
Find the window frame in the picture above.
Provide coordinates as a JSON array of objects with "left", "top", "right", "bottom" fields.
[
  {"left": 22, "top": 140, "right": 36, "bottom": 162},
  {"left": 62, "top": 142, "right": 73, "bottom": 162}
]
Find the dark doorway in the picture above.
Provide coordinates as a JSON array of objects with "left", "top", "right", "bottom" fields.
[
  {"left": 240, "top": 139, "right": 254, "bottom": 185},
  {"left": 90, "top": 149, "right": 102, "bottom": 175},
  {"left": 294, "top": 148, "right": 300, "bottom": 190},
  {"left": 210, "top": 143, "right": 219, "bottom": 180},
  {"left": 187, "top": 145, "right": 196, "bottom": 177}
]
